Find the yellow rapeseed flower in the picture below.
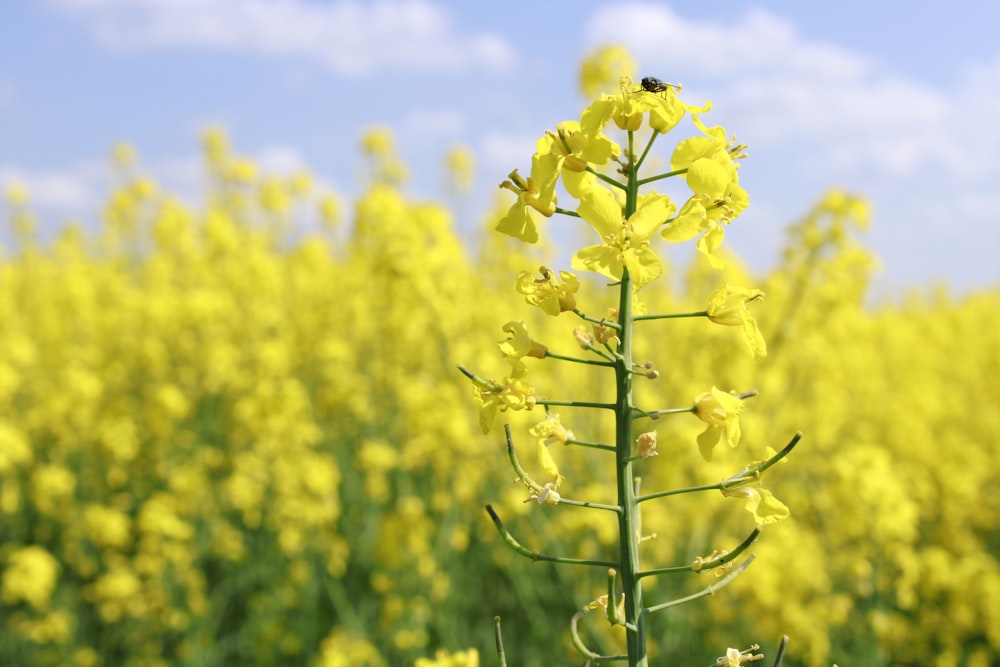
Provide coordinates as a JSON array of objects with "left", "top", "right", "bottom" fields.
[
  {"left": 2, "top": 546, "right": 61, "bottom": 609},
  {"left": 572, "top": 187, "right": 674, "bottom": 288},
  {"left": 514, "top": 267, "right": 579, "bottom": 316},
  {"left": 706, "top": 284, "right": 767, "bottom": 360},
  {"left": 693, "top": 387, "right": 745, "bottom": 460}
]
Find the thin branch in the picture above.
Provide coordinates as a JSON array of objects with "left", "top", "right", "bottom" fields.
[
  {"left": 633, "top": 310, "right": 708, "bottom": 322},
  {"left": 484, "top": 505, "right": 618, "bottom": 568},
  {"left": 573, "top": 308, "right": 622, "bottom": 330},
  {"left": 587, "top": 167, "right": 628, "bottom": 191},
  {"left": 635, "top": 167, "right": 688, "bottom": 187},
  {"left": 633, "top": 130, "right": 660, "bottom": 172},
  {"left": 637, "top": 528, "right": 760, "bottom": 579},
  {"left": 566, "top": 438, "right": 617, "bottom": 453},
  {"left": 773, "top": 636, "right": 790, "bottom": 667},
  {"left": 553, "top": 206, "right": 581, "bottom": 218},
  {"left": 503, "top": 426, "right": 621, "bottom": 512},
  {"left": 570, "top": 607, "right": 629, "bottom": 663},
  {"left": 637, "top": 481, "right": 721, "bottom": 504},
  {"left": 494, "top": 617, "right": 507, "bottom": 667},
  {"left": 537, "top": 399, "right": 616, "bottom": 411},
  {"left": 544, "top": 350, "right": 615, "bottom": 367},
  {"left": 644, "top": 555, "right": 756, "bottom": 614}
]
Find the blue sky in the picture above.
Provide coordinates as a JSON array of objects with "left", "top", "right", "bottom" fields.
[{"left": 2, "top": 0, "right": 999, "bottom": 293}]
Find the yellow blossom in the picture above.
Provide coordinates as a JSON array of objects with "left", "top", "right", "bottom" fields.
[
  {"left": 498, "top": 321, "right": 547, "bottom": 364},
  {"left": 693, "top": 387, "right": 745, "bottom": 460},
  {"left": 529, "top": 413, "right": 575, "bottom": 447},
  {"left": 572, "top": 187, "right": 674, "bottom": 288},
  {"left": 2, "top": 546, "right": 61, "bottom": 609},
  {"left": 722, "top": 484, "right": 790, "bottom": 526},
  {"left": 706, "top": 284, "right": 767, "bottom": 360},
  {"left": 496, "top": 168, "right": 556, "bottom": 243},
  {"left": 514, "top": 267, "right": 579, "bottom": 316},
  {"left": 471, "top": 377, "right": 537, "bottom": 434}
]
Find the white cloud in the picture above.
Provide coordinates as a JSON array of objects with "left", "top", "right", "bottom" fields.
[
  {"left": 400, "top": 109, "right": 468, "bottom": 147},
  {"left": 0, "top": 142, "right": 325, "bottom": 230},
  {"left": 587, "top": 5, "right": 873, "bottom": 81},
  {"left": 0, "top": 161, "right": 105, "bottom": 216},
  {"left": 45, "top": 0, "right": 516, "bottom": 76},
  {"left": 583, "top": 4, "right": 1000, "bottom": 178}
]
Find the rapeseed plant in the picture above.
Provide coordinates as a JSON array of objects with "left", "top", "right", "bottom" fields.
[{"left": 462, "top": 75, "right": 794, "bottom": 666}]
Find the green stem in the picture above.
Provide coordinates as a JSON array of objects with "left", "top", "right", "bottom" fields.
[
  {"left": 494, "top": 617, "right": 507, "bottom": 667},
  {"left": 573, "top": 308, "right": 622, "bottom": 330},
  {"left": 637, "top": 528, "right": 760, "bottom": 579},
  {"left": 485, "top": 506, "right": 618, "bottom": 568},
  {"left": 570, "top": 607, "right": 628, "bottom": 663},
  {"left": 502, "top": 428, "right": 621, "bottom": 512},
  {"left": 588, "top": 167, "right": 628, "bottom": 191},
  {"left": 616, "top": 132, "right": 647, "bottom": 667},
  {"left": 554, "top": 206, "right": 581, "bottom": 217},
  {"left": 544, "top": 350, "right": 615, "bottom": 367},
  {"left": 632, "top": 406, "right": 695, "bottom": 420},
  {"left": 637, "top": 432, "right": 801, "bottom": 503},
  {"left": 633, "top": 310, "right": 708, "bottom": 321},
  {"left": 637, "top": 482, "right": 720, "bottom": 503},
  {"left": 636, "top": 167, "right": 687, "bottom": 187},
  {"left": 537, "top": 399, "right": 615, "bottom": 410},
  {"left": 566, "top": 438, "right": 616, "bottom": 452},
  {"left": 644, "top": 556, "right": 755, "bottom": 614},
  {"left": 634, "top": 130, "right": 660, "bottom": 172}
]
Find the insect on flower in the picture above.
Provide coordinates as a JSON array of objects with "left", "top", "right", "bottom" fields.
[{"left": 640, "top": 77, "right": 669, "bottom": 93}]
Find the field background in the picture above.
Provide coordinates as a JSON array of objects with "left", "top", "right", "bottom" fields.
[{"left": 1, "top": 126, "right": 998, "bottom": 667}]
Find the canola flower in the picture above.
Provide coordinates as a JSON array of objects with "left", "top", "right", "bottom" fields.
[{"left": 462, "top": 74, "right": 793, "bottom": 666}]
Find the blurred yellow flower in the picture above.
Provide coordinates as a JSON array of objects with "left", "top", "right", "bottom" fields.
[
  {"left": 361, "top": 126, "right": 395, "bottom": 156},
  {"left": 415, "top": 648, "right": 479, "bottom": 667},
  {"left": 83, "top": 504, "right": 132, "bottom": 549},
  {"left": 579, "top": 44, "right": 637, "bottom": 98},
  {"left": 2, "top": 546, "right": 61, "bottom": 609},
  {"left": 0, "top": 422, "right": 32, "bottom": 473},
  {"left": 445, "top": 145, "right": 475, "bottom": 194}
]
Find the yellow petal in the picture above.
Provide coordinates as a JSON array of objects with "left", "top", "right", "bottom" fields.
[
  {"left": 537, "top": 441, "right": 560, "bottom": 479},
  {"left": 743, "top": 488, "right": 790, "bottom": 525}
]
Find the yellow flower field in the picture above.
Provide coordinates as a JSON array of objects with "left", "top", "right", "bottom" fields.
[{"left": 1, "top": 116, "right": 998, "bottom": 666}]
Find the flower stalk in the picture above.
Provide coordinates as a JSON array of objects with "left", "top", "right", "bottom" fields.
[{"left": 463, "top": 73, "right": 797, "bottom": 666}]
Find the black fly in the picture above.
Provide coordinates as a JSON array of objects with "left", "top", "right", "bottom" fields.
[{"left": 640, "top": 77, "right": 669, "bottom": 93}]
